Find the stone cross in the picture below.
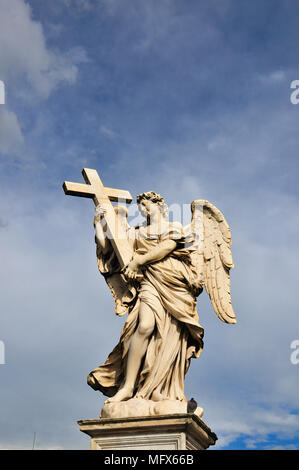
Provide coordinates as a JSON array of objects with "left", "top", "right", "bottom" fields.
[{"left": 63, "top": 168, "right": 133, "bottom": 268}]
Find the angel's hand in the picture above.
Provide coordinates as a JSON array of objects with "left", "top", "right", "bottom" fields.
[
  {"left": 123, "top": 256, "right": 143, "bottom": 281},
  {"left": 94, "top": 205, "right": 106, "bottom": 219},
  {"left": 94, "top": 205, "right": 107, "bottom": 227}
]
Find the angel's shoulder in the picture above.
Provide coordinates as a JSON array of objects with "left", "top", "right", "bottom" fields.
[
  {"left": 169, "top": 221, "right": 183, "bottom": 230},
  {"left": 161, "top": 221, "right": 185, "bottom": 240},
  {"left": 127, "top": 225, "right": 139, "bottom": 240}
]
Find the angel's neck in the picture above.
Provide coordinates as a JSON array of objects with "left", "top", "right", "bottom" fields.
[
  {"left": 146, "top": 212, "right": 165, "bottom": 226},
  {"left": 145, "top": 217, "right": 168, "bottom": 236}
]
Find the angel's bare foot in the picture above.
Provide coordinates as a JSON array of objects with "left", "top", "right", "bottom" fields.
[
  {"left": 152, "top": 390, "right": 164, "bottom": 401},
  {"left": 106, "top": 386, "right": 134, "bottom": 403}
]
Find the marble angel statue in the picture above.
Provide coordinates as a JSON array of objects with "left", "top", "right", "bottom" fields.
[{"left": 87, "top": 191, "right": 236, "bottom": 416}]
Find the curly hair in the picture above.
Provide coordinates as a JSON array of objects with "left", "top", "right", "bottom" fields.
[{"left": 136, "top": 191, "right": 168, "bottom": 218}]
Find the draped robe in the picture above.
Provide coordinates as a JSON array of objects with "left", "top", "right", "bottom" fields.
[{"left": 87, "top": 221, "right": 204, "bottom": 402}]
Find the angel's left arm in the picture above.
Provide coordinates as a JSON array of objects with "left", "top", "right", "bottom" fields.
[{"left": 138, "top": 239, "right": 177, "bottom": 266}]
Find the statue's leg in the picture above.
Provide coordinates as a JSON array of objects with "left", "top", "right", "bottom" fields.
[{"left": 106, "top": 301, "right": 155, "bottom": 403}]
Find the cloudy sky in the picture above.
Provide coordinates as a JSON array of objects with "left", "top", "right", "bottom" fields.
[{"left": 0, "top": 0, "right": 299, "bottom": 450}]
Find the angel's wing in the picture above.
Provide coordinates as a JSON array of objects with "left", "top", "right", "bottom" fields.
[
  {"left": 188, "top": 199, "right": 236, "bottom": 324},
  {"left": 95, "top": 205, "right": 137, "bottom": 316}
]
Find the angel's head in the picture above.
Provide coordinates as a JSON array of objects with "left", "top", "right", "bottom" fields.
[{"left": 136, "top": 191, "right": 168, "bottom": 221}]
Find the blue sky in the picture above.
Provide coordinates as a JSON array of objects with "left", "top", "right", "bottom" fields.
[{"left": 0, "top": 0, "right": 299, "bottom": 449}]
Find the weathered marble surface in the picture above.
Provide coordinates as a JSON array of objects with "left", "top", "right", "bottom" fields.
[{"left": 100, "top": 397, "right": 204, "bottom": 420}]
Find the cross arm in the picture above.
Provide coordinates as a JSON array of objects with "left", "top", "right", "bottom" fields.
[
  {"left": 63, "top": 168, "right": 133, "bottom": 203},
  {"left": 62, "top": 168, "right": 134, "bottom": 268},
  {"left": 63, "top": 181, "right": 95, "bottom": 199}
]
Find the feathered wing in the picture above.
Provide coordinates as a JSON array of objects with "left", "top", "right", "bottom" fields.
[{"left": 189, "top": 199, "right": 236, "bottom": 324}]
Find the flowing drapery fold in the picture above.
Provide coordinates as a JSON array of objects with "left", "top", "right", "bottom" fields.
[{"left": 87, "top": 222, "right": 204, "bottom": 401}]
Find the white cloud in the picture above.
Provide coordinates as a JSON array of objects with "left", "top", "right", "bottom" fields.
[
  {"left": 258, "top": 69, "right": 287, "bottom": 85},
  {"left": 0, "top": 107, "right": 24, "bottom": 156},
  {"left": 268, "top": 70, "right": 286, "bottom": 83},
  {"left": 0, "top": 0, "right": 89, "bottom": 158},
  {"left": 99, "top": 125, "right": 119, "bottom": 140},
  {"left": 0, "top": 0, "right": 85, "bottom": 98}
]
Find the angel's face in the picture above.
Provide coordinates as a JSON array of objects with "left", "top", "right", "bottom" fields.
[{"left": 138, "top": 199, "right": 161, "bottom": 220}]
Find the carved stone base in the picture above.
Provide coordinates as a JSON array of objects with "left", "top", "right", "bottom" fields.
[
  {"left": 100, "top": 397, "right": 204, "bottom": 420},
  {"left": 78, "top": 414, "right": 217, "bottom": 450}
]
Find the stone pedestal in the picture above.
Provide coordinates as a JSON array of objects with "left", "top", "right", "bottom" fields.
[{"left": 78, "top": 414, "right": 217, "bottom": 450}]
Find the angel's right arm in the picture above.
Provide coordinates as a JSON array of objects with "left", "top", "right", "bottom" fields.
[{"left": 94, "top": 215, "right": 110, "bottom": 255}]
